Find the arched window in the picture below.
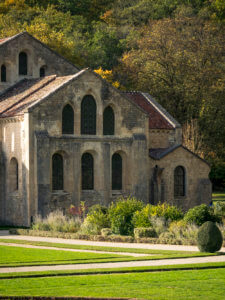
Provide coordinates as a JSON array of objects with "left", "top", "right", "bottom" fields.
[
  {"left": 40, "top": 67, "right": 45, "bottom": 77},
  {"left": 9, "top": 158, "right": 18, "bottom": 191},
  {"left": 62, "top": 104, "right": 74, "bottom": 134},
  {"left": 174, "top": 166, "right": 185, "bottom": 197},
  {"left": 52, "top": 153, "right": 63, "bottom": 190},
  {"left": 82, "top": 153, "right": 94, "bottom": 190},
  {"left": 112, "top": 153, "right": 122, "bottom": 190},
  {"left": 103, "top": 106, "right": 114, "bottom": 135},
  {"left": 19, "top": 52, "right": 27, "bottom": 75},
  {"left": 1, "top": 65, "right": 6, "bottom": 82},
  {"left": 81, "top": 95, "right": 96, "bottom": 135}
]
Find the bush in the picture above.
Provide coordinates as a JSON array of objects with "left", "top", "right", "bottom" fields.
[
  {"left": 184, "top": 204, "right": 221, "bottom": 226},
  {"left": 32, "top": 211, "right": 81, "bottom": 233},
  {"left": 101, "top": 228, "right": 112, "bottom": 237},
  {"left": 169, "top": 220, "right": 198, "bottom": 245},
  {"left": 108, "top": 196, "right": 144, "bottom": 235},
  {"left": 83, "top": 204, "right": 110, "bottom": 234},
  {"left": 134, "top": 227, "right": 157, "bottom": 239},
  {"left": 213, "top": 201, "right": 225, "bottom": 223},
  {"left": 132, "top": 205, "right": 152, "bottom": 228},
  {"left": 197, "top": 221, "right": 223, "bottom": 252},
  {"left": 149, "top": 216, "right": 168, "bottom": 236},
  {"left": 149, "top": 203, "right": 183, "bottom": 221}
]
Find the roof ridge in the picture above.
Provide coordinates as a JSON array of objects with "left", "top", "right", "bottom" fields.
[{"left": 0, "top": 75, "right": 56, "bottom": 117}]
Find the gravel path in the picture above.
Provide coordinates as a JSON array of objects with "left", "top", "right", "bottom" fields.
[
  {"left": 1, "top": 233, "right": 225, "bottom": 252},
  {"left": 1, "top": 256, "right": 225, "bottom": 274}
]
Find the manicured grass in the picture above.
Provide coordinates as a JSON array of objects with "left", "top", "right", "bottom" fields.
[
  {"left": 0, "top": 262, "right": 225, "bottom": 279},
  {"left": 212, "top": 192, "right": 225, "bottom": 202},
  {"left": 0, "top": 268, "right": 225, "bottom": 299},
  {"left": 0, "top": 240, "right": 221, "bottom": 266},
  {"left": 0, "top": 245, "right": 130, "bottom": 267}
]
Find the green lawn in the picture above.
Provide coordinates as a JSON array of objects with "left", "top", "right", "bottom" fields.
[
  {"left": 0, "top": 268, "right": 225, "bottom": 299},
  {"left": 0, "top": 262, "right": 224, "bottom": 279},
  {"left": 212, "top": 192, "right": 225, "bottom": 202},
  {"left": 0, "top": 240, "right": 221, "bottom": 268},
  {"left": 0, "top": 245, "right": 130, "bottom": 267}
]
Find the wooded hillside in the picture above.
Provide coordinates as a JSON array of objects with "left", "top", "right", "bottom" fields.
[{"left": 0, "top": 0, "right": 224, "bottom": 187}]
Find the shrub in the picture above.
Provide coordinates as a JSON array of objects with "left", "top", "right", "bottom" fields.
[
  {"left": 213, "top": 201, "right": 225, "bottom": 223},
  {"left": 32, "top": 211, "right": 81, "bottom": 233},
  {"left": 149, "top": 216, "right": 168, "bottom": 236},
  {"left": 84, "top": 204, "right": 110, "bottom": 234},
  {"left": 132, "top": 205, "right": 152, "bottom": 228},
  {"left": 108, "top": 196, "right": 144, "bottom": 235},
  {"left": 149, "top": 203, "right": 183, "bottom": 221},
  {"left": 101, "top": 228, "right": 112, "bottom": 237},
  {"left": 184, "top": 204, "right": 221, "bottom": 226},
  {"left": 134, "top": 227, "right": 157, "bottom": 239},
  {"left": 169, "top": 220, "right": 198, "bottom": 245},
  {"left": 197, "top": 221, "right": 223, "bottom": 252}
]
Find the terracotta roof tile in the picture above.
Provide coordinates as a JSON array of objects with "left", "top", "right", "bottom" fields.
[{"left": 125, "top": 92, "right": 180, "bottom": 129}]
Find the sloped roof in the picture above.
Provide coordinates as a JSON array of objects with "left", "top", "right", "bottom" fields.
[
  {"left": 125, "top": 91, "right": 181, "bottom": 129},
  {"left": 149, "top": 144, "right": 209, "bottom": 165},
  {"left": 0, "top": 70, "right": 86, "bottom": 118}
]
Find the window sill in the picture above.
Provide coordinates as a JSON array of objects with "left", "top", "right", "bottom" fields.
[{"left": 52, "top": 190, "right": 69, "bottom": 195}]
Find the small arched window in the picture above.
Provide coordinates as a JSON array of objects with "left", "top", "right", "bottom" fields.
[
  {"left": 81, "top": 95, "right": 96, "bottom": 135},
  {"left": 62, "top": 104, "right": 74, "bottom": 134},
  {"left": 1, "top": 65, "right": 6, "bottom": 82},
  {"left": 82, "top": 153, "right": 94, "bottom": 190},
  {"left": 9, "top": 158, "right": 18, "bottom": 191},
  {"left": 112, "top": 153, "right": 122, "bottom": 190},
  {"left": 40, "top": 67, "right": 45, "bottom": 77},
  {"left": 52, "top": 153, "right": 63, "bottom": 190},
  {"left": 19, "top": 52, "right": 27, "bottom": 75},
  {"left": 174, "top": 166, "right": 185, "bottom": 197},
  {"left": 103, "top": 106, "right": 114, "bottom": 135}
]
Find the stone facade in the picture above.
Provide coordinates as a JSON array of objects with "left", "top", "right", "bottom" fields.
[{"left": 0, "top": 32, "right": 211, "bottom": 226}]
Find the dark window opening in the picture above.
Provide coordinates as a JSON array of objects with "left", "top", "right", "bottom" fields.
[
  {"left": 52, "top": 153, "right": 63, "bottom": 190},
  {"left": 81, "top": 95, "right": 96, "bottom": 135},
  {"left": 9, "top": 158, "right": 18, "bottom": 191},
  {"left": 112, "top": 153, "right": 122, "bottom": 190},
  {"left": 1, "top": 65, "right": 6, "bottom": 82},
  {"left": 40, "top": 67, "right": 45, "bottom": 77},
  {"left": 82, "top": 153, "right": 94, "bottom": 190},
  {"left": 174, "top": 166, "right": 185, "bottom": 197},
  {"left": 103, "top": 106, "right": 114, "bottom": 135},
  {"left": 62, "top": 104, "right": 74, "bottom": 134},
  {"left": 19, "top": 52, "right": 27, "bottom": 75}
]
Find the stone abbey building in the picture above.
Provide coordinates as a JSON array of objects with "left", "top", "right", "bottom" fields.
[{"left": 0, "top": 32, "right": 211, "bottom": 226}]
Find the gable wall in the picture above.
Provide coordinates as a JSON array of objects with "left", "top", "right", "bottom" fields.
[
  {"left": 149, "top": 147, "right": 211, "bottom": 211},
  {"left": 149, "top": 128, "right": 182, "bottom": 148},
  {"left": 28, "top": 72, "right": 149, "bottom": 219},
  {"left": 0, "top": 33, "right": 79, "bottom": 93}
]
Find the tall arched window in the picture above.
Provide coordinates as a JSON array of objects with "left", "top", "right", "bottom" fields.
[
  {"left": 62, "top": 104, "right": 74, "bottom": 134},
  {"left": 1, "top": 64, "right": 6, "bottom": 82},
  {"left": 19, "top": 52, "right": 27, "bottom": 75},
  {"left": 9, "top": 158, "right": 18, "bottom": 191},
  {"left": 112, "top": 153, "right": 122, "bottom": 190},
  {"left": 81, "top": 95, "right": 96, "bottom": 135},
  {"left": 52, "top": 153, "right": 63, "bottom": 190},
  {"left": 40, "top": 66, "right": 45, "bottom": 77},
  {"left": 174, "top": 166, "right": 185, "bottom": 197},
  {"left": 103, "top": 106, "right": 114, "bottom": 135},
  {"left": 82, "top": 153, "right": 94, "bottom": 190}
]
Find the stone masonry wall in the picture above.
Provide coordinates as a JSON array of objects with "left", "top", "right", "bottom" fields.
[
  {"left": 0, "top": 32, "right": 79, "bottom": 93},
  {"left": 149, "top": 147, "right": 211, "bottom": 211}
]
